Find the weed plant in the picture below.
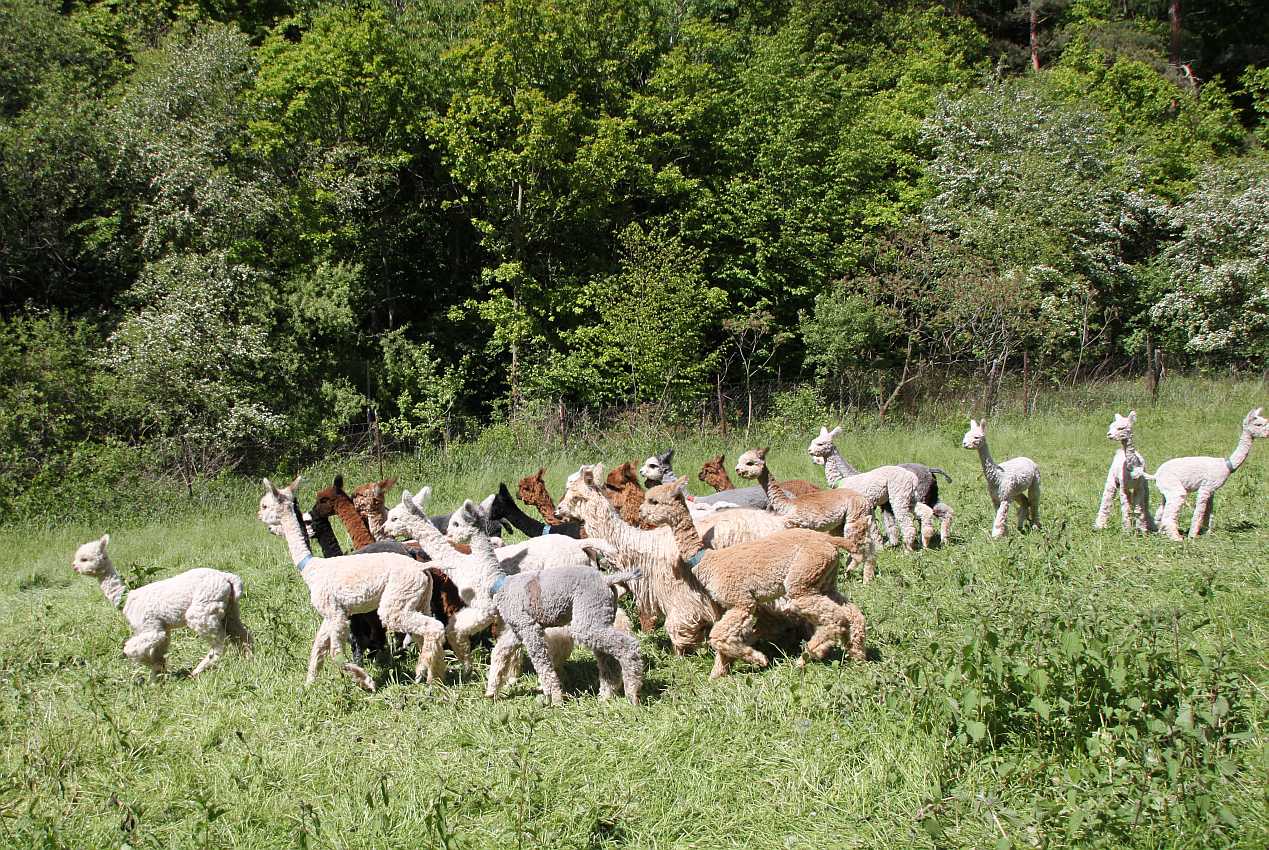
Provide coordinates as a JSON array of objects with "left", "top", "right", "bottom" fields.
[{"left": 0, "top": 378, "right": 1265, "bottom": 848}]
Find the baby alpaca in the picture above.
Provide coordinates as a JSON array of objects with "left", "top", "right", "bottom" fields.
[
  {"left": 72, "top": 535, "right": 251, "bottom": 676},
  {"left": 1094, "top": 411, "right": 1154, "bottom": 534},
  {"left": 1150, "top": 407, "right": 1268, "bottom": 541},
  {"left": 640, "top": 450, "right": 677, "bottom": 485},
  {"left": 961, "top": 420, "right": 1040, "bottom": 538},
  {"left": 447, "top": 499, "right": 644, "bottom": 705},
  {"left": 640, "top": 479, "right": 867, "bottom": 677}
]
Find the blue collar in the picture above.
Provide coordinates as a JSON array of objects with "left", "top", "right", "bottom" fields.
[
  {"left": 684, "top": 549, "right": 705, "bottom": 568},
  {"left": 491, "top": 573, "right": 509, "bottom": 595},
  {"left": 297, "top": 554, "right": 313, "bottom": 572},
  {"left": 114, "top": 588, "right": 129, "bottom": 610},
  {"left": 542, "top": 524, "right": 551, "bottom": 535}
]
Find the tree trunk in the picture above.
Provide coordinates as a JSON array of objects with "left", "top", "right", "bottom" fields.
[
  {"left": 1169, "top": 0, "right": 1181, "bottom": 68},
  {"left": 1030, "top": 2, "right": 1041, "bottom": 71}
]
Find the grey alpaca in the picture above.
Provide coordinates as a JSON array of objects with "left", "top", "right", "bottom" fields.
[{"left": 448, "top": 500, "right": 645, "bottom": 705}]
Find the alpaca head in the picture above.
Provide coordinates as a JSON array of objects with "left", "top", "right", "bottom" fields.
[
  {"left": 71, "top": 534, "right": 111, "bottom": 577},
  {"left": 639, "top": 479, "right": 689, "bottom": 527},
  {"left": 1243, "top": 407, "right": 1268, "bottom": 438},
  {"left": 733, "top": 448, "right": 769, "bottom": 481},
  {"left": 806, "top": 425, "right": 842, "bottom": 466},
  {"left": 517, "top": 468, "right": 550, "bottom": 506},
  {"left": 961, "top": 419, "right": 987, "bottom": 449},
  {"left": 258, "top": 476, "right": 303, "bottom": 533},
  {"left": 310, "top": 474, "right": 345, "bottom": 520},
  {"left": 605, "top": 461, "right": 641, "bottom": 506},
  {"left": 556, "top": 463, "right": 605, "bottom": 522},
  {"left": 640, "top": 450, "right": 676, "bottom": 484},
  {"left": 697, "top": 454, "right": 730, "bottom": 488},
  {"left": 352, "top": 477, "right": 397, "bottom": 520},
  {"left": 1107, "top": 411, "right": 1137, "bottom": 442},
  {"left": 446, "top": 499, "right": 487, "bottom": 545},
  {"left": 384, "top": 486, "right": 431, "bottom": 538}
]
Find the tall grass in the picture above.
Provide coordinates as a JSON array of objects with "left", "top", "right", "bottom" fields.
[{"left": 0, "top": 378, "right": 1265, "bottom": 848}]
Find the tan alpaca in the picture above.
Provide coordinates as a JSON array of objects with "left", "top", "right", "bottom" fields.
[
  {"left": 258, "top": 477, "right": 446, "bottom": 691},
  {"left": 640, "top": 479, "right": 867, "bottom": 677},
  {"left": 733, "top": 448, "right": 877, "bottom": 581}
]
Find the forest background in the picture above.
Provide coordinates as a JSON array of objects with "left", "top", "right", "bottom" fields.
[{"left": 3, "top": 0, "right": 1268, "bottom": 522}]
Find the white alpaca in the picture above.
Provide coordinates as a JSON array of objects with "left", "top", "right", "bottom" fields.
[
  {"left": 805, "top": 426, "right": 928, "bottom": 550},
  {"left": 960, "top": 420, "right": 1041, "bottom": 538},
  {"left": 1094, "top": 410, "right": 1154, "bottom": 533},
  {"left": 639, "top": 450, "right": 677, "bottom": 485},
  {"left": 1149, "top": 407, "right": 1268, "bottom": 541},
  {"left": 383, "top": 487, "right": 613, "bottom": 671},
  {"left": 258, "top": 477, "right": 446, "bottom": 691},
  {"left": 72, "top": 535, "right": 251, "bottom": 676}
]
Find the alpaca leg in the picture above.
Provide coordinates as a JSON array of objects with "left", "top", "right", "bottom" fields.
[
  {"left": 839, "top": 602, "right": 867, "bottom": 662},
  {"left": 545, "top": 627, "right": 575, "bottom": 669},
  {"left": 327, "top": 613, "right": 374, "bottom": 691},
  {"left": 1159, "top": 489, "right": 1185, "bottom": 541},
  {"left": 1118, "top": 487, "right": 1133, "bottom": 532},
  {"left": 446, "top": 606, "right": 495, "bottom": 673},
  {"left": 225, "top": 598, "right": 252, "bottom": 658},
  {"left": 189, "top": 627, "right": 227, "bottom": 677},
  {"left": 992, "top": 500, "right": 1009, "bottom": 538},
  {"left": 1189, "top": 489, "right": 1212, "bottom": 538},
  {"left": 125, "top": 628, "right": 170, "bottom": 674},
  {"left": 1199, "top": 493, "right": 1214, "bottom": 535},
  {"left": 485, "top": 629, "right": 523, "bottom": 699},
  {"left": 935, "top": 502, "right": 954, "bottom": 543},
  {"left": 879, "top": 506, "right": 899, "bottom": 548},
  {"left": 1028, "top": 480, "right": 1041, "bottom": 528},
  {"left": 574, "top": 624, "right": 644, "bottom": 705},
  {"left": 306, "top": 622, "right": 333, "bottom": 684},
  {"left": 379, "top": 578, "right": 447, "bottom": 684},
  {"left": 665, "top": 610, "right": 707, "bottom": 656},
  {"left": 890, "top": 496, "right": 917, "bottom": 551},
  {"left": 914, "top": 503, "right": 936, "bottom": 549},
  {"left": 786, "top": 593, "right": 847, "bottom": 663},
  {"left": 1016, "top": 496, "right": 1029, "bottom": 532},
  {"left": 707, "top": 606, "right": 765, "bottom": 676},
  {"left": 1094, "top": 467, "right": 1118, "bottom": 530},
  {"left": 1137, "top": 485, "right": 1156, "bottom": 533},
  {"left": 517, "top": 625, "right": 565, "bottom": 704}
]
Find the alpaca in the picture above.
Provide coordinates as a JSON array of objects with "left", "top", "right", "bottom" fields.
[
  {"left": 258, "top": 477, "right": 446, "bottom": 690},
  {"left": 517, "top": 469, "right": 586, "bottom": 538},
  {"left": 639, "top": 479, "right": 866, "bottom": 677},
  {"left": 555, "top": 465, "right": 807, "bottom": 650},
  {"left": 1094, "top": 411, "right": 1154, "bottom": 534},
  {"left": 446, "top": 498, "right": 644, "bottom": 704},
  {"left": 960, "top": 420, "right": 1041, "bottom": 538},
  {"left": 806, "top": 426, "right": 954, "bottom": 548},
  {"left": 72, "top": 535, "right": 251, "bottom": 676},
  {"left": 695, "top": 454, "right": 821, "bottom": 509},
  {"left": 311, "top": 476, "right": 466, "bottom": 659},
  {"left": 734, "top": 449, "right": 878, "bottom": 581},
  {"left": 639, "top": 450, "right": 677, "bottom": 485},
  {"left": 605, "top": 461, "right": 647, "bottom": 526},
  {"left": 1149, "top": 407, "right": 1268, "bottom": 541}
]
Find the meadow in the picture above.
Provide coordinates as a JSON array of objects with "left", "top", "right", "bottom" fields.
[{"left": 1, "top": 378, "right": 1265, "bottom": 849}]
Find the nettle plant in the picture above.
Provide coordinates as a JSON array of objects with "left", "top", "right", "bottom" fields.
[{"left": 905, "top": 607, "right": 1252, "bottom": 842}]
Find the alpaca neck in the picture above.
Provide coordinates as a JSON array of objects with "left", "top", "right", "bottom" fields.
[
  {"left": 755, "top": 465, "right": 794, "bottom": 515},
  {"left": 309, "top": 514, "right": 344, "bottom": 557},
  {"left": 705, "top": 470, "right": 734, "bottom": 492},
  {"left": 530, "top": 491, "right": 564, "bottom": 525},
  {"left": 576, "top": 490, "right": 665, "bottom": 560},
  {"left": 664, "top": 505, "right": 706, "bottom": 563},
  {"left": 97, "top": 563, "right": 129, "bottom": 609},
  {"left": 363, "top": 506, "right": 391, "bottom": 541},
  {"left": 976, "top": 441, "right": 1002, "bottom": 489},
  {"left": 466, "top": 527, "right": 506, "bottom": 595},
  {"left": 497, "top": 488, "right": 554, "bottom": 536},
  {"left": 334, "top": 496, "right": 375, "bottom": 549},
  {"left": 1228, "top": 428, "right": 1255, "bottom": 471},
  {"left": 277, "top": 497, "right": 317, "bottom": 566},
  {"left": 822, "top": 446, "right": 858, "bottom": 485},
  {"left": 401, "top": 510, "right": 463, "bottom": 564}
]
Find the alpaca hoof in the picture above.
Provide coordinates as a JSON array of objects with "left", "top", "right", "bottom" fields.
[{"left": 343, "top": 664, "right": 375, "bottom": 691}]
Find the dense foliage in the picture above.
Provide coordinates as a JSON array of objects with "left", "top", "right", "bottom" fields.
[{"left": 1, "top": 0, "right": 1267, "bottom": 512}]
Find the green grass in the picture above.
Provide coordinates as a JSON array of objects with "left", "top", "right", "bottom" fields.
[{"left": 1, "top": 378, "right": 1266, "bottom": 849}]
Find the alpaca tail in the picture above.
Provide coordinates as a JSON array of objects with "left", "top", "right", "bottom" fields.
[
  {"left": 227, "top": 574, "right": 245, "bottom": 600},
  {"left": 929, "top": 467, "right": 952, "bottom": 483},
  {"left": 605, "top": 568, "right": 643, "bottom": 587}
]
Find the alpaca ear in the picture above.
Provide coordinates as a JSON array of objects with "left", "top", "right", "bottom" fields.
[
  {"left": 1127, "top": 410, "right": 1137, "bottom": 423},
  {"left": 264, "top": 477, "right": 281, "bottom": 499},
  {"left": 461, "top": 498, "right": 478, "bottom": 515},
  {"left": 400, "top": 489, "right": 413, "bottom": 505},
  {"left": 381, "top": 477, "right": 397, "bottom": 491},
  {"left": 537, "top": 467, "right": 546, "bottom": 480},
  {"left": 334, "top": 474, "right": 344, "bottom": 490},
  {"left": 289, "top": 475, "right": 303, "bottom": 492},
  {"left": 759, "top": 447, "right": 769, "bottom": 458},
  {"left": 99, "top": 534, "right": 110, "bottom": 548},
  {"left": 829, "top": 426, "right": 841, "bottom": 438},
  {"left": 969, "top": 419, "right": 977, "bottom": 429},
  {"left": 673, "top": 478, "right": 689, "bottom": 495},
  {"left": 662, "top": 449, "right": 674, "bottom": 465}
]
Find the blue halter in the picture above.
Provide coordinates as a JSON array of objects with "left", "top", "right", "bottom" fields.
[
  {"left": 297, "top": 554, "right": 313, "bottom": 572},
  {"left": 683, "top": 549, "right": 705, "bottom": 569},
  {"left": 490, "top": 573, "right": 509, "bottom": 595},
  {"left": 542, "top": 524, "right": 552, "bottom": 535}
]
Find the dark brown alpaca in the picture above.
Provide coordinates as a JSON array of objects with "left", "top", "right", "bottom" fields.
[
  {"left": 517, "top": 468, "right": 586, "bottom": 536},
  {"left": 698, "top": 453, "right": 821, "bottom": 496}
]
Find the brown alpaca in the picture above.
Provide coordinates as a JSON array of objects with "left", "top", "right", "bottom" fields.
[
  {"left": 605, "top": 461, "right": 647, "bottom": 527},
  {"left": 516, "top": 468, "right": 586, "bottom": 537},
  {"left": 698, "top": 454, "right": 820, "bottom": 496},
  {"left": 353, "top": 477, "right": 473, "bottom": 557},
  {"left": 734, "top": 448, "right": 877, "bottom": 582},
  {"left": 640, "top": 479, "right": 867, "bottom": 677}
]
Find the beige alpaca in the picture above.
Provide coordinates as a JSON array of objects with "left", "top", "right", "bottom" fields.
[
  {"left": 72, "top": 535, "right": 251, "bottom": 677},
  {"left": 258, "top": 477, "right": 446, "bottom": 691},
  {"left": 556, "top": 465, "right": 807, "bottom": 653},
  {"left": 733, "top": 448, "right": 877, "bottom": 581},
  {"left": 639, "top": 479, "right": 867, "bottom": 677}
]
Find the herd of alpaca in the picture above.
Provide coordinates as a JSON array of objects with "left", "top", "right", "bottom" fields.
[{"left": 70, "top": 408, "right": 1265, "bottom": 701}]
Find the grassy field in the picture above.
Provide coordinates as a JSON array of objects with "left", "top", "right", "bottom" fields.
[{"left": 1, "top": 379, "right": 1266, "bottom": 849}]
